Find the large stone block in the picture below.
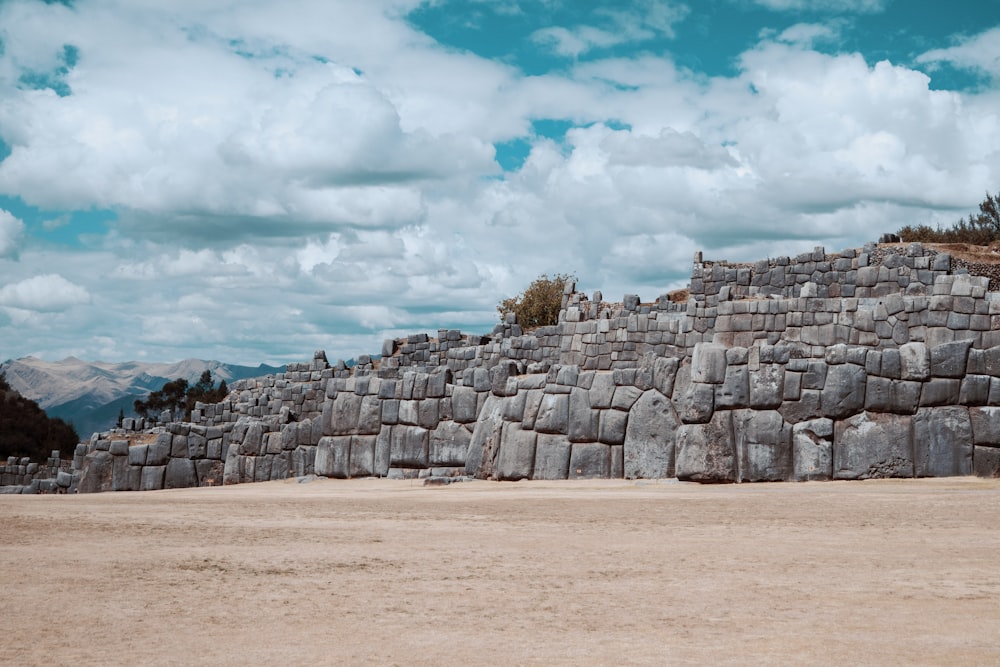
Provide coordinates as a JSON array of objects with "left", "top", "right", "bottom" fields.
[
  {"left": 140, "top": 465, "right": 166, "bottom": 491},
  {"left": 715, "top": 364, "right": 749, "bottom": 409},
  {"left": 148, "top": 433, "right": 172, "bottom": 465},
  {"left": 389, "top": 426, "right": 429, "bottom": 468},
  {"left": 453, "top": 386, "right": 479, "bottom": 424},
  {"left": 568, "top": 442, "right": 612, "bottom": 479},
  {"left": 349, "top": 435, "right": 377, "bottom": 477},
  {"left": 330, "top": 393, "right": 363, "bottom": 435},
  {"left": 533, "top": 433, "right": 571, "bottom": 480},
  {"left": 611, "top": 385, "right": 643, "bottom": 411},
  {"left": 357, "top": 395, "right": 382, "bottom": 435},
  {"left": 588, "top": 373, "right": 617, "bottom": 409},
  {"left": 749, "top": 364, "right": 784, "bottom": 409},
  {"left": 691, "top": 343, "right": 727, "bottom": 384},
  {"left": 77, "top": 451, "right": 114, "bottom": 493},
  {"left": 974, "top": 446, "right": 1000, "bottom": 477},
  {"left": 374, "top": 428, "right": 391, "bottom": 477},
  {"left": 567, "top": 387, "right": 599, "bottom": 442},
  {"left": 165, "top": 458, "right": 198, "bottom": 489},
  {"left": 535, "top": 392, "right": 570, "bottom": 434},
  {"left": 779, "top": 389, "right": 822, "bottom": 424},
  {"left": 624, "top": 390, "right": 678, "bottom": 479},
  {"left": 465, "top": 395, "right": 503, "bottom": 478},
  {"left": 834, "top": 412, "right": 913, "bottom": 479},
  {"left": 969, "top": 407, "right": 1000, "bottom": 445},
  {"left": 865, "top": 377, "right": 921, "bottom": 414},
  {"left": 912, "top": 407, "right": 973, "bottom": 477},
  {"left": 899, "top": 342, "right": 930, "bottom": 381},
  {"left": 792, "top": 418, "right": 833, "bottom": 481},
  {"left": 598, "top": 409, "right": 628, "bottom": 445},
  {"left": 239, "top": 422, "right": 265, "bottom": 456},
  {"left": 821, "top": 363, "right": 866, "bottom": 419},
  {"left": 679, "top": 382, "right": 715, "bottom": 424},
  {"left": 675, "top": 411, "right": 736, "bottom": 483},
  {"left": 429, "top": 421, "right": 471, "bottom": 467},
  {"left": 919, "top": 378, "right": 961, "bottom": 407},
  {"left": 929, "top": 339, "right": 973, "bottom": 378},
  {"left": 496, "top": 424, "right": 536, "bottom": 481},
  {"left": 733, "top": 409, "right": 791, "bottom": 482},
  {"left": 315, "top": 436, "right": 351, "bottom": 478},
  {"left": 195, "top": 459, "right": 225, "bottom": 487}
]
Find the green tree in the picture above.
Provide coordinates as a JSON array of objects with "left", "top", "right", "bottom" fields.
[
  {"left": 497, "top": 273, "right": 575, "bottom": 330},
  {"left": 134, "top": 372, "right": 230, "bottom": 421},
  {"left": 0, "top": 372, "right": 79, "bottom": 460},
  {"left": 898, "top": 190, "right": 1000, "bottom": 244}
]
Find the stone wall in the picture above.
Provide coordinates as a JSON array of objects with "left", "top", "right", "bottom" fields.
[{"left": 10, "top": 239, "right": 1000, "bottom": 494}]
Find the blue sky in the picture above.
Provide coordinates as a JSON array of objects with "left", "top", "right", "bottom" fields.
[{"left": 0, "top": 0, "right": 999, "bottom": 365}]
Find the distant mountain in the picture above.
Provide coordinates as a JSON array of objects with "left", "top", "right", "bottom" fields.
[{"left": 0, "top": 357, "right": 285, "bottom": 439}]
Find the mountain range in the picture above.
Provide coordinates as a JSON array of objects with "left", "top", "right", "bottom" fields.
[{"left": 0, "top": 356, "right": 285, "bottom": 440}]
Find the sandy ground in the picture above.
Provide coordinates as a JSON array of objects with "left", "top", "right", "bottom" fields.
[{"left": 2, "top": 477, "right": 1000, "bottom": 666}]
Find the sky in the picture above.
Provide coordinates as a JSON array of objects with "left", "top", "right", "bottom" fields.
[{"left": 1, "top": 0, "right": 999, "bottom": 366}]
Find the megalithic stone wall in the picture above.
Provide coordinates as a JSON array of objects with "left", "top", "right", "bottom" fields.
[{"left": 14, "top": 240, "right": 1000, "bottom": 495}]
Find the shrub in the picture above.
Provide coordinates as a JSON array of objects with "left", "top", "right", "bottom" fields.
[
  {"left": 497, "top": 273, "right": 575, "bottom": 330},
  {"left": 898, "top": 191, "right": 1000, "bottom": 244}
]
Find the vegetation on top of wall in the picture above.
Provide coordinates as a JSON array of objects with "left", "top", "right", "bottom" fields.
[
  {"left": 898, "top": 191, "right": 1000, "bottom": 244},
  {"left": 0, "top": 373, "right": 80, "bottom": 461},
  {"left": 133, "top": 371, "right": 228, "bottom": 421},
  {"left": 497, "top": 273, "right": 576, "bottom": 330}
]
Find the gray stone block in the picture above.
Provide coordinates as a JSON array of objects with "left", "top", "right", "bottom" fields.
[
  {"left": 675, "top": 410, "right": 736, "bottom": 483},
  {"left": 568, "top": 442, "right": 612, "bottom": 479},
  {"left": 691, "top": 343, "right": 727, "bottom": 384},
  {"left": 960, "top": 375, "right": 991, "bottom": 406},
  {"left": 535, "top": 392, "right": 569, "bottom": 434},
  {"left": 969, "top": 407, "right": 1000, "bottom": 445},
  {"left": 567, "top": 387, "right": 599, "bottom": 442},
  {"left": 533, "top": 433, "right": 571, "bottom": 480},
  {"left": 598, "top": 408, "right": 628, "bottom": 446},
  {"left": 452, "top": 386, "right": 479, "bottom": 424},
  {"left": 733, "top": 409, "right": 791, "bottom": 482},
  {"left": 588, "top": 373, "right": 617, "bottom": 409},
  {"left": 375, "top": 428, "right": 391, "bottom": 477},
  {"left": 315, "top": 436, "right": 351, "bottom": 478},
  {"left": 899, "top": 342, "right": 930, "bottom": 381},
  {"left": 930, "top": 339, "right": 973, "bottom": 378},
  {"left": 111, "top": 455, "right": 132, "bottom": 492},
  {"left": 128, "top": 444, "right": 148, "bottom": 466},
  {"left": 389, "top": 426, "right": 428, "bottom": 469},
  {"left": 330, "top": 393, "right": 363, "bottom": 435},
  {"left": 912, "top": 407, "right": 973, "bottom": 477},
  {"left": 865, "top": 377, "right": 921, "bottom": 414},
  {"left": 349, "top": 435, "right": 377, "bottom": 477},
  {"left": 834, "top": 412, "right": 913, "bottom": 479},
  {"left": 820, "top": 363, "right": 866, "bottom": 419},
  {"left": 358, "top": 395, "right": 382, "bottom": 435},
  {"left": 749, "top": 364, "right": 784, "bottom": 409},
  {"left": 497, "top": 424, "right": 536, "bottom": 481},
  {"left": 792, "top": 418, "right": 833, "bottom": 481},
  {"left": 148, "top": 433, "right": 172, "bottom": 465},
  {"left": 715, "top": 364, "right": 749, "bottom": 409},
  {"left": 624, "top": 390, "right": 678, "bottom": 479},
  {"left": 140, "top": 465, "right": 166, "bottom": 491},
  {"left": 165, "top": 458, "right": 197, "bottom": 489},
  {"left": 465, "top": 395, "right": 504, "bottom": 479},
  {"left": 429, "top": 422, "right": 471, "bottom": 467},
  {"left": 195, "top": 459, "right": 225, "bottom": 486},
  {"left": 679, "top": 382, "right": 715, "bottom": 424},
  {"left": 919, "top": 378, "right": 961, "bottom": 407},
  {"left": 974, "top": 446, "right": 1000, "bottom": 477},
  {"left": 239, "top": 422, "right": 265, "bottom": 456}
]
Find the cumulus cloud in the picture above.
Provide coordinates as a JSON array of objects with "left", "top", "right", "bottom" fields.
[
  {"left": 0, "top": 274, "right": 91, "bottom": 312},
  {"left": 0, "top": 209, "right": 25, "bottom": 258},
  {"left": 0, "top": 0, "right": 997, "bottom": 365},
  {"left": 748, "top": 0, "right": 888, "bottom": 12},
  {"left": 531, "top": 0, "right": 689, "bottom": 57},
  {"left": 917, "top": 27, "right": 1000, "bottom": 80}
]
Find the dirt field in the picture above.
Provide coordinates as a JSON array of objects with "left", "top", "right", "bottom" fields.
[{"left": 2, "top": 477, "right": 1000, "bottom": 666}]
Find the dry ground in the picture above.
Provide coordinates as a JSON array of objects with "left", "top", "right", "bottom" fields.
[{"left": 2, "top": 477, "right": 1000, "bottom": 666}]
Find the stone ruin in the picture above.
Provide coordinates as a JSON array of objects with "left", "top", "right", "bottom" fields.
[{"left": 6, "top": 239, "right": 1000, "bottom": 494}]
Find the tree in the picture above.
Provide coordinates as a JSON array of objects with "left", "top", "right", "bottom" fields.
[
  {"left": 497, "top": 273, "right": 575, "bottom": 330},
  {"left": 133, "top": 372, "right": 230, "bottom": 421},
  {"left": 898, "top": 190, "right": 1000, "bottom": 244},
  {"left": 0, "top": 372, "right": 79, "bottom": 460}
]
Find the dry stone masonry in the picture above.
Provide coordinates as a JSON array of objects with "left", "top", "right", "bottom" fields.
[{"left": 8, "top": 241, "right": 1000, "bottom": 493}]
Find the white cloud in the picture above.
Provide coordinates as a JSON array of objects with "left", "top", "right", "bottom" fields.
[
  {"left": 531, "top": 1, "right": 689, "bottom": 57},
  {"left": 0, "top": 1, "right": 998, "bottom": 367},
  {"left": 0, "top": 274, "right": 91, "bottom": 312},
  {"left": 917, "top": 27, "right": 1000, "bottom": 80},
  {"left": 0, "top": 209, "right": 25, "bottom": 258},
  {"left": 748, "top": 0, "right": 888, "bottom": 12}
]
